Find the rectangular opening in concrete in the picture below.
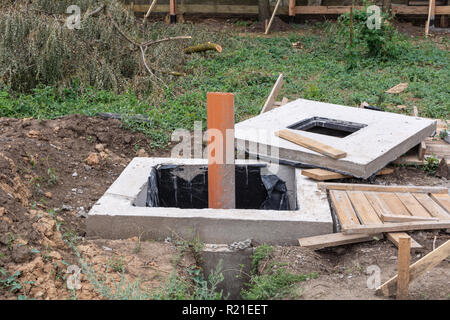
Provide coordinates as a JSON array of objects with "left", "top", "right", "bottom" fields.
[
  {"left": 287, "top": 117, "right": 367, "bottom": 138},
  {"left": 145, "top": 164, "right": 291, "bottom": 210}
]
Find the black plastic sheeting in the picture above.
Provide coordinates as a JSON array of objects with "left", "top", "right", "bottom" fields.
[{"left": 146, "top": 164, "right": 290, "bottom": 211}]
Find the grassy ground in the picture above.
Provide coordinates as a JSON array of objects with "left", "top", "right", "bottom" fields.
[{"left": 1, "top": 21, "right": 448, "bottom": 149}]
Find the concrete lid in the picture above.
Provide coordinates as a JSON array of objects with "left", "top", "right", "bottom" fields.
[{"left": 235, "top": 98, "right": 436, "bottom": 178}]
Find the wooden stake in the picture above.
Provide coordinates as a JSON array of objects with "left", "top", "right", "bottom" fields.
[
  {"left": 377, "top": 240, "right": 450, "bottom": 296},
  {"left": 396, "top": 236, "right": 411, "bottom": 299},
  {"left": 425, "top": 0, "right": 435, "bottom": 36},
  {"left": 265, "top": 0, "right": 282, "bottom": 34},
  {"left": 143, "top": 0, "right": 158, "bottom": 23}
]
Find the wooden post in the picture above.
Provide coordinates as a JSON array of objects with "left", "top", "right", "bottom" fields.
[
  {"left": 169, "top": 0, "right": 177, "bottom": 24},
  {"left": 258, "top": 0, "right": 271, "bottom": 22},
  {"left": 396, "top": 236, "right": 411, "bottom": 299},
  {"left": 377, "top": 240, "right": 450, "bottom": 297},
  {"left": 383, "top": 0, "right": 392, "bottom": 14},
  {"left": 207, "top": 93, "right": 235, "bottom": 209},
  {"left": 289, "top": 0, "right": 296, "bottom": 24}
]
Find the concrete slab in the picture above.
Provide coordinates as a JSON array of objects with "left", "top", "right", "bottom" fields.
[
  {"left": 87, "top": 158, "right": 333, "bottom": 245},
  {"left": 200, "top": 243, "right": 253, "bottom": 299},
  {"left": 235, "top": 98, "right": 436, "bottom": 178}
]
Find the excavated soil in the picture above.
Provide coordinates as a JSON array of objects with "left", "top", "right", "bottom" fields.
[
  {"left": 0, "top": 114, "right": 449, "bottom": 300},
  {"left": 0, "top": 115, "right": 198, "bottom": 300}
]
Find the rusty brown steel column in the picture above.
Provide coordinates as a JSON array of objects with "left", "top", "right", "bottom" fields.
[{"left": 207, "top": 92, "right": 235, "bottom": 209}]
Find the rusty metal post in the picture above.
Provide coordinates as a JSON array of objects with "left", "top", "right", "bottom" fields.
[{"left": 207, "top": 92, "right": 235, "bottom": 209}]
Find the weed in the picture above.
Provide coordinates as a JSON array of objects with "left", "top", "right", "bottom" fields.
[
  {"left": 251, "top": 244, "right": 273, "bottom": 274},
  {"left": 46, "top": 168, "right": 58, "bottom": 186},
  {"left": 0, "top": 269, "right": 22, "bottom": 293},
  {"left": 107, "top": 256, "right": 126, "bottom": 273},
  {"left": 241, "top": 269, "right": 319, "bottom": 300},
  {"left": 422, "top": 155, "right": 440, "bottom": 175}
]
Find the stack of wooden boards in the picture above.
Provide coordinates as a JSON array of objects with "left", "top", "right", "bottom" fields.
[{"left": 299, "top": 183, "right": 450, "bottom": 250}]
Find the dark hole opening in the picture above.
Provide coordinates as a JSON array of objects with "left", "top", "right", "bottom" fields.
[
  {"left": 288, "top": 117, "right": 367, "bottom": 138},
  {"left": 146, "top": 164, "right": 290, "bottom": 211}
]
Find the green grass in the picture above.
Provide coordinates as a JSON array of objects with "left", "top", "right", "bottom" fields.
[
  {"left": 1, "top": 23, "right": 448, "bottom": 149},
  {"left": 241, "top": 269, "right": 319, "bottom": 300}
]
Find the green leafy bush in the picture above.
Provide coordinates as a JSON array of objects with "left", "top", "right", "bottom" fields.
[{"left": 336, "top": 3, "right": 410, "bottom": 60}]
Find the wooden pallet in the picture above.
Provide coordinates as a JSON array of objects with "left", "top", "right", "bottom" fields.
[
  {"left": 321, "top": 184, "right": 450, "bottom": 249},
  {"left": 324, "top": 184, "right": 450, "bottom": 235}
]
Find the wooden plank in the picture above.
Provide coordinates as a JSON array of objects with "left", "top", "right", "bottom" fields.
[
  {"left": 275, "top": 130, "right": 347, "bottom": 159},
  {"left": 261, "top": 74, "right": 283, "bottom": 114},
  {"left": 381, "top": 214, "right": 438, "bottom": 222},
  {"left": 298, "top": 233, "right": 382, "bottom": 250},
  {"left": 412, "top": 193, "right": 450, "bottom": 220},
  {"left": 396, "top": 236, "right": 411, "bottom": 300},
  {"left": 131, "top": 4, "right": 262, "bottom": 14},
  {"left": 430, "top": 193, "right": 450, "bottom": 213},
  {"left": 318, "top": 183, "right": 448, "bottom": 194},
  {"left": 346, "top": 191, "right": 382, "bottom": 224},
  {"left": 329, "top": 190, "right": 361, "bottom": 228},
  {"left": 342, "top": 220, "right": 450, "bottom": 235},
  {"left": 130, "top": 4, "right": 450, "bottom": 16},
  {"left": 386, "top": 232, "right": 423, "bottom": 250},
  {"left": 395, "top": 192, "right": 433, "bottom": 217},
  {"left": 365, "top": 192, "right": 397, "bottom": 218},
  {"left": 418, "top": 141, "right": 427, "bottom": 160},
  {"left": 294, "top": 5, "right": 450, "bottom": 15},
  {"left": 265, "top": 0, "right": 282, "bottom": 34},
  {"left": 302, "top": 168, "right": 394, "bottom": 181},
  {"left": 376, "top": 240, "right": 450, "bottom": 297}
]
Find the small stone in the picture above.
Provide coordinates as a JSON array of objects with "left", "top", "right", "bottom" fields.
[
  {"left": 84, "top": 152, "right": 100, "bottom": 166},
  {"left": 71, "top": 188, "right": 77, "bottom": 193},
  {"left": 102, "top": 246, "right": 112, "bottom": 251},
  {"left": 44, "top": 192, "right": 52, "bottom": 199},
  {"left": 0, "top": 207, "right": 5, "bottom": 217},
  {"left": 77, "top": 207, "right": 87, "bottom": 218},
  {"left": 95, "top": 144, "right": 105, "bottom": 152},
  {"left": 62, "top": 204, "right": 73, "bottom": 211},
  {"left": 99, "top": 151, "right": 108, "bottom": 160},
  {"left": 26, "top": 130, "right": 40, "bottom": 138},
  {"left": 72, "top": 172, "right": 78, "bottom": 177},
  {"left": 136, "top": 148, "right": 149, "bottom": 157}
]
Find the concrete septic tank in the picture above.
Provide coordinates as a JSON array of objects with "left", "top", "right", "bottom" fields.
[
  {"left": 87, "top": 157, "right": 333, "bottom": 245},
  {"left": 235, "top": 98, "right": 436, "bottom": 179}
]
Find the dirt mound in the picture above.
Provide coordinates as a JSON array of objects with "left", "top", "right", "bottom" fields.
[
  {"left": 0, "top": 115, "right": 179, "bottom": 299},
  {"left": 246, "top": 17, "right": 293, "bottom": 33}
]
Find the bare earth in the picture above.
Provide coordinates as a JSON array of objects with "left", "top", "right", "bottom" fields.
[{"left": 0, "top": 114, "right": 448, "bottom": 300}]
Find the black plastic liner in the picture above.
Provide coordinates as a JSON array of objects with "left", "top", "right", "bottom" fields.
[{"left": 146, "top": 164, "right": 290, "bottom": 211}]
